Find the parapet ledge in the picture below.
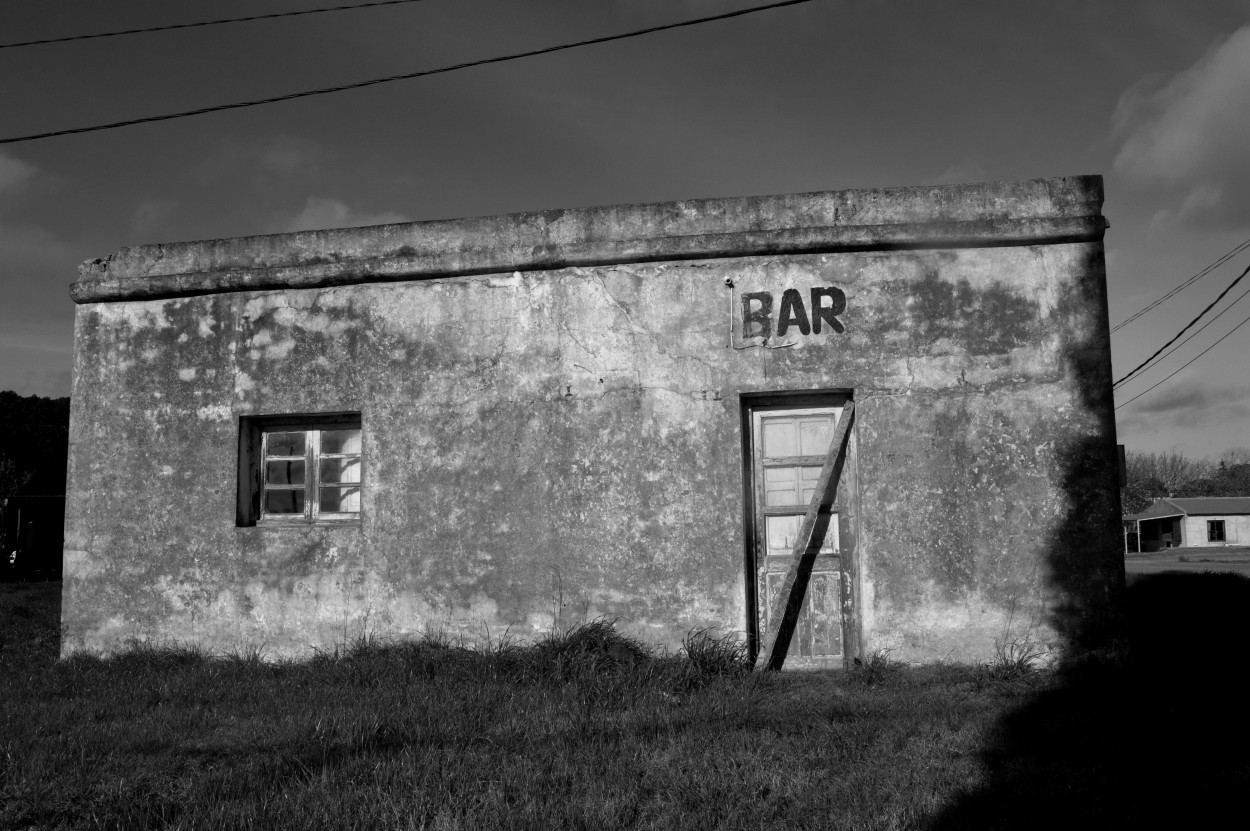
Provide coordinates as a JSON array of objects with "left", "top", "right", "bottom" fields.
[{"left": 72, "top": 175, "right": 1105, "bottom": 304}]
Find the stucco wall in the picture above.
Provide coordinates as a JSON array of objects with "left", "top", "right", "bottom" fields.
[
  {"left": 63, "top": 177, "right": 1123, "bottom": 663},
  {"left": 1182, "top": 515, "right": 1250, "bottom": 547}
]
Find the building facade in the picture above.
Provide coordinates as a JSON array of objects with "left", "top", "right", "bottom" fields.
[
  {"left": 1127, "top": 497, "right": 1250, "bottom": 551},
  {"left": 62, "top": 176, "right": 1124, "bottom": 665}
]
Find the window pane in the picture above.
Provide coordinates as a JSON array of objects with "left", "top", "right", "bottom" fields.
[
  {"left": 766, "top": 514, "right": 801, "bottom": 551},
  {"left": 799, "top": 466, "right": 824, "bottom": 504},
  {"left": 764, "top": 467, "right": 798, "bottom": 506},
  {"left": 797, "top": 416, "right": 836, "bottom": 456},
  {"left": 321, "top": 429, "right": 361, "bottom": 455},
  {"left": 766, "top": 513, "right": 838, "bottom": 554},
  {"left": 319, "top": 458, "right": 361, "bottom": 485},
  {"left": 265, "top": 489, "right": 304, "bottom": 514},
  {"left": 762, "top": 418, "right": 797, "bottom": 458},
  {"left": 267, "top": 432, "right": 306, "bottom": 456},
  {"left": 265, "top": 459, "right": 305, "bottom": 485},
  {"left": 320, "top": 486, "right": 361, "bottom": 513}
]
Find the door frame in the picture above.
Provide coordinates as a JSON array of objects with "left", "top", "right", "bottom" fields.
[{"left": 740, "top": 390, "right": 860, "bottom": 667}]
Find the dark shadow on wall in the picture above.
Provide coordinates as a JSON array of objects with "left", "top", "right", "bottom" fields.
[
  {"left": 926, "top": 251, "right": 1250, "bottom": 827},
  {"left": 1043, "top": 249, "right": 1126, "bottom": 653},
  {"left": 928, "top": 571, "right": 1250, "bottom": 829}
]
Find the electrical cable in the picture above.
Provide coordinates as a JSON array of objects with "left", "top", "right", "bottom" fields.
[
  {"left": 1115, "top": 309, "right": 1250, "bottom": 411},
  {"left": 0, "top": 0, "right": 431, "bottom": 49},
  {"left": 1113, "top": 262, "right": 1250, "bottom": 388},
  {"left": 0, "top": 0, "right": 816, "bottom": 146},
  {"left": 1110, "top": 234, "right": 1250, "bottom": 334},
  {"left": 1115, "top": 282, "right": 1250, "bottom": 388}
]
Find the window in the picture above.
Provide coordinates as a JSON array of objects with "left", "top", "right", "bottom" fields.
[
  {"left": 238, "top": 413, "right": 362, "bottom": 526},
  {"left": 1208, "top": 520, "right": 1226, "bottom": 542}
]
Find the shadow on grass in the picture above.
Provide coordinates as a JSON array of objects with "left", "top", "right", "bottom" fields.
[
  {"left": 929, "top": 570, "right": 1250, "bottom": 829},
  {"left": 0, "top": 579, "right": 61, "bottom": 662}
]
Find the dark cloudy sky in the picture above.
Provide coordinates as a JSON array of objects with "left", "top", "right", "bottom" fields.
[{"left": 2, "top": 0, "right": 1249, "bottom": 458}]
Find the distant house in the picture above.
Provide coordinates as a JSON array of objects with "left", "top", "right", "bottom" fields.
[
  {"left": 1, "top": 495, "right": 65, "bottom": 580},
  {"left": 1126, "top": 497, "right": 1250, "bottom": 551}
]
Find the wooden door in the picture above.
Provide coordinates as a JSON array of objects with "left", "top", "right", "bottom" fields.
[{"left": 748, "top": 401, "right": 854, "bottom": 667}]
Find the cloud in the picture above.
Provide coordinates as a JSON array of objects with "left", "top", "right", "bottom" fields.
[
  {"left": 1118, "top": 378, "right": 1250, "bottom": 434},
  {"left": 194, "top": 135, "right": 325, "bottom": 184},
  {"left": 130, "top": 198, "right": 179, "bottom": 239},
  {"left": 1130, "top": 379, "right": 1248, "bottom": 415},
  {"left": 0, "top": 150, "right": 39, "bottom": 197},
  {"left": 268, "top": 197, "right": 409, "bottom": 233},
  {"left": 1113, "top": 26, "right": 1250, "bottom": 228},
  {"left": 256, "top": 136, "right": 324, "bottom": 177},
  {"left": 0, "top": 222, "right": 70, "bottom": 270}
]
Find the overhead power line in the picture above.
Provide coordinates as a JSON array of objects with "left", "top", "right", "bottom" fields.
[
  {"left": 1113, "top": 262, "right": 1250, "bottom": 388},
  {"left": 1110, "top": 234, "right": 1250, "bottom": 334},
  {"left": 1116, "top": 282, "right": 1250, "bottom": 388},
  {"left": 1115, "top": 307, "right": 1250, "bottom": 411},
  {"left": 0, "top": 0, "right": 815, "bottom": 145},
  {"left": 0, "top": 0, "right": 431, "bottom": 49}
]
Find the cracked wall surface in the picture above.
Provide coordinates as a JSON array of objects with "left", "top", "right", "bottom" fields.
[{"left": 63, "top": 177, "right": 1123, "bottom": 663}]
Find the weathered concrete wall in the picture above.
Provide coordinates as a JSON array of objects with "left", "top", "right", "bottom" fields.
[{"left": 63, "top": 177, "right": 1123, "bottom": 663}]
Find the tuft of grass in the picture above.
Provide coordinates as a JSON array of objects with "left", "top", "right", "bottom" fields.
[
  {"left": 534, "top": 617, "right": 652, "bottom": 671},
  {"left": 852, "top": 648, "right": 904, "bottom": 685},
  {"left": 222, "top": 641, "right": 269, "bottom": 666},
  {"left": 681, "top": 627, "right": 751, "bottom": 678},
  {"left": 978, "top": 637, "right": 1049, "bottom": 685}
]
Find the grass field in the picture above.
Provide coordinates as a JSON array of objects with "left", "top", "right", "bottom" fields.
[
  {"left": 3, "top": 577, "right": 1248, "bottom": 830},
  {"left": 1124, "top": 544, "right": 1250, "bottom": 579}
]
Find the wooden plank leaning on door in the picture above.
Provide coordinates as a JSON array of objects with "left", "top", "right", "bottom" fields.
[{"left": 756, "top": 400, "right": 855, "bottom": 672}]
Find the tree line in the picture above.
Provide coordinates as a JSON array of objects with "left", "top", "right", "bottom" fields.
[
  {"left": 1123, "top": 448, "right": 1250, "bottom": 515},
  {"left": 0, "top": 391, "right": 70, "bottom": 496}
]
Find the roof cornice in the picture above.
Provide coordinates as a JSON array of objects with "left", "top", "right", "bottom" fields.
[{"left": 72, "top": 175, "right": 1106, "bottom": 304}]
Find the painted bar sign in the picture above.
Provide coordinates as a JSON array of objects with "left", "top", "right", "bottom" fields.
[{"left": 742, "top": 287, "right": 847, "bottom": 340}]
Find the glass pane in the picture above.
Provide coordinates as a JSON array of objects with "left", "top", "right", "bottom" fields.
[
  {"left": 797, "top": 416, "right": 836, "bottom": 456},
  {"left": 265, "top": 459, "right": 305, "bottom": 485},
  {"left": 766, "top": 515, "right": 801, "bottom": 552},
  {"left": 266, "top": 432, "right": 305, "bottom": 456},
  {"left": 761, "top": 418, "right": 797, "bottom": 458},
  {"left": 321, "top": 429, "right": 361, "bottom": 455},
  {"left": 265, "top": 489, "right": 304, "bottom": 514},
  {"left": 766, "top": 513, "right": 837, "bottom": 554},
  {"left": 320, "top": 486, "right": 361, "bottom": 513},
  {"left": 764, "top": 467, "right": 798, "bottom": 507},
  {"left": 820, "top": 513, "right": 840, "bottom": 553},
  {"left": 799, "top": 466, "right": 824, "bottom": 504},
  {"left": 319, "top": 457, "right": 361, "bottom": 485}
]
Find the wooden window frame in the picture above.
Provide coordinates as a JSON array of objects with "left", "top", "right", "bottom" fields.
[
  {"left": 1208, "top": 520, "right": 1226, "bottom": 542},
  {"left": 237, "top": 412, "right": 363, "bottom": 527}
]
